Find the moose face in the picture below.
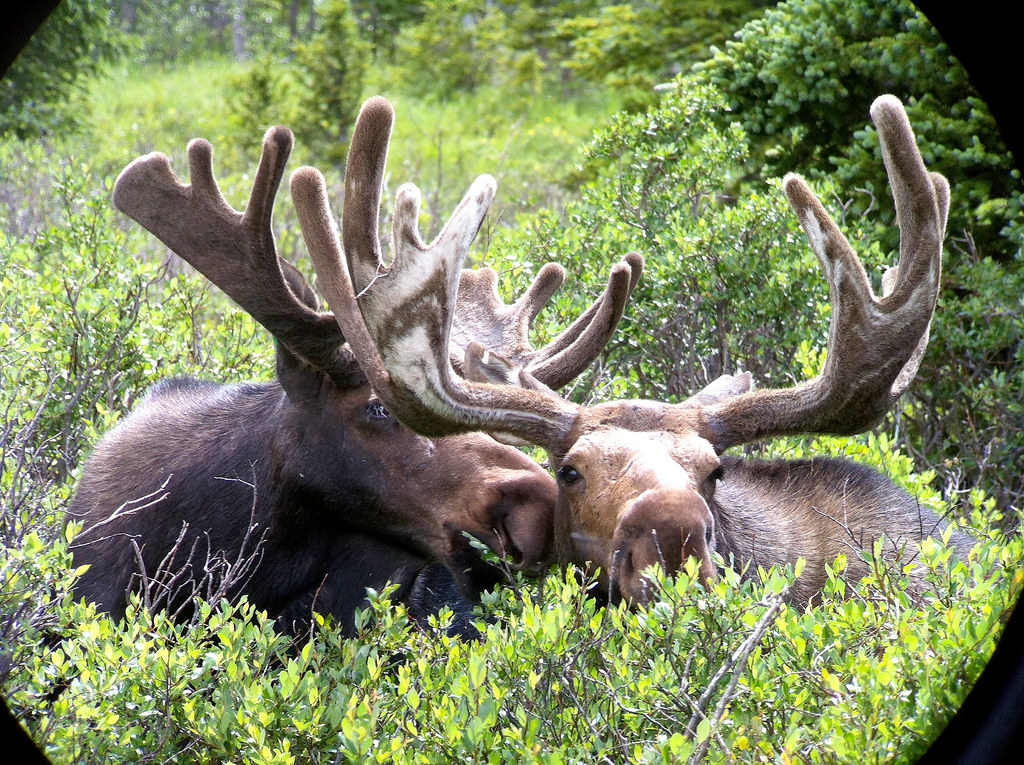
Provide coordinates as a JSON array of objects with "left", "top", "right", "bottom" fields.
[
  {"left": 553, "top": 405, "right": 722, "bottom": 600},
  {"left": 276, "top": 379, "right": 556, "bottom": 577}
]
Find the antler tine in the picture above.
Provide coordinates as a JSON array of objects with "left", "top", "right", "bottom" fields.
[
  {"left": 340, "top": 95, "right": 393, "bottom": 295},
  {"left": 334, "top": 95, "right": 641, "bottom": 393},
  {"left": 290, "top": 165, "right": 391, "bottom": 395},
  {"left": 528, "top": 251, "right": 644, "bottom": 389},
  {"left": 294, "top": 97, "right": 579, "bottom": 447},
  {"left": 112, "top": 126, "right": 360, "bottom": 386},
  {"left": 451, "top": 263, "right": 567, "bottom": 370},
  {"left": 451, "top": 251, "right": 644, "bottom": 390},
  {"left": 699, "top": 95, "right": 948, "bottom": 452}
]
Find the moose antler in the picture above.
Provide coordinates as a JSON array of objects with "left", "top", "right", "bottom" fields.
[
  {"left": 286, "top": 94, "right": 954, "bottom": 604},
  {"left": 334, "top": 95, "right": 642, "bottom": 390},
  {"left": 695, "top": 94, "right": 950, "bottom": 451},
  {"left": 292, "top": 96, "right": 641, "bottom": 445},
  {"left": 293, "top": 94, "right": 948, "bottom": 465},
  {"left": 452, "top": 250, "right": 644, "bottom": 388},
  {"left": 113, "top": 126, "right": 363, "bottom": 387}
]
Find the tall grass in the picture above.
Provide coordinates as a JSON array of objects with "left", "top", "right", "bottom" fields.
[{"left": 82, "top": 58, "right": 248, "bottom": 172}]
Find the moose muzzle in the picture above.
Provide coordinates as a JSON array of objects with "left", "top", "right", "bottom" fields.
[{"left": 609, "top": 487, "right": 718, "bottom": 604}]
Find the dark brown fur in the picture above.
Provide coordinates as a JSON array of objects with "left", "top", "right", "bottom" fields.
[{"left": 69, "top": 348, "right": 555, "bottom": 638}]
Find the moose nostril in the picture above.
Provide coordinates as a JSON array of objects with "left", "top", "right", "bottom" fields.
[
  {"left": 488, "top": 472, "right": 556, "bottom": 570},
  {"left": 495, "top": 516, "right": 523, "bottom": 565}
]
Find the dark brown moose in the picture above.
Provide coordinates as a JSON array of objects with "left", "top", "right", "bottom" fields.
[
  {"left": 68, "top": 100, "right": 639, "bottom": 636},
  {"left": 292, "top": 94, "right": 975, "bottom": 607}
]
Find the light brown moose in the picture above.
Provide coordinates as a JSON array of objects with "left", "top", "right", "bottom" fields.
[{"left": 289, "top": 94, "right": 974, "bottom": 607}]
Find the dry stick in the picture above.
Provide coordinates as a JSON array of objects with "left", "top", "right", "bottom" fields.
[
  {"left": 68, "top": 476, "right": 172, "bottom": 545},
  {"left": 684, "top": 588, "right": 788, "bottom": 760},
  {"left": 206, "top": 469, "right": 267, "bottom": 602}
]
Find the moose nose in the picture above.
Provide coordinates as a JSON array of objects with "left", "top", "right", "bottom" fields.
[
  {"left": 491, "top": 469, "right": 557, "bottom": 573},
  {"left": 610, "top": 488, "right": 717, "bottom": 605}
]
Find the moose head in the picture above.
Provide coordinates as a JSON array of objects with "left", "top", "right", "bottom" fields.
[{"left": 288, "top": 94, "right": 964, "bottom": 606}]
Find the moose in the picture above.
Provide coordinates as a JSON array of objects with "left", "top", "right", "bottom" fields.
[
  {"left": 288, "top": 93, "right": 976, "bottom": 607},
  {"left": 68, "top": 106, "right": 641, "bottom": 637}
]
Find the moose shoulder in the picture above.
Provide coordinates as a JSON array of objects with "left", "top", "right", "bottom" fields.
[
  {"left": 68, "top": 101, "right": 639, "bottom": 636},
  {"left": 293, "top": 93, "right": 975, "bottom": 607}
]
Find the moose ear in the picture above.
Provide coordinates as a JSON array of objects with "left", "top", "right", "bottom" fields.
[
  {"left": 463, "top": 341, "right": 557, "bottom": 393},
  {"left": 464, "top": 341, "right": 520, "bottom": 385},
  {"left": 683, "top": 372, "right": 754, "bottom": 407},
  {"left": 274, "top": 259, "right": 365, "bottom": 402}
]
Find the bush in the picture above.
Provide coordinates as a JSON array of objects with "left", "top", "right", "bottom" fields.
[
  {"left": 4, "top": 498, "right": 1017, "bottom": 763},
  {"left": 490, "top": 81, "right": 829, "bottom": 405},
  {"left": 0, "top": 155, "right": 274, "bottom": 706},
  {"left": 557, "top": 0, "right": 772, "bottom": 108},
  {"left": 0, "top": 0, "right": 119, "bottom": 139},
  {"left": 289, "top": 0, "right": 370, "bottom": 167}
]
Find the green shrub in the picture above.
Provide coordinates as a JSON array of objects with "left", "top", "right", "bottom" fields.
[
  {"left": 394, "top": 0, "right": 499, "bottom": 97},
  {"left": 0, "top": 156, "right": 275, "bottom": 699},
  {"left": 0, "top": 0, "right": 119, "bottom": 139},
  {"left": 289, "top": 0, "right": 370, "bottom": 167},
  {"left": 4, "top": 497, "right": 1017, "bottom": 763},
  {"left": 557, "top": 0, "right": 772, "bottom": 109},
  {"left": 489, "top": 81, "right": 828, "bottom": 405}
]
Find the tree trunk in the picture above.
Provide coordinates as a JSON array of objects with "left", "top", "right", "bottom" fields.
[
  {"left": 120, "top": 1, "right": 138, "bottom": 33},
  {"left": 288, "top": 0, "right": 300, "bottom": 39},
  {"left": 232, "top": 1, "right": 246, "bottom": 59}
]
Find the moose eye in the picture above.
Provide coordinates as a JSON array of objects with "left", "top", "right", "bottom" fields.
[
  {"left": 365, "top": 402, "right": 390, "bottom": 421},
  {"left": 557, "top": 465, "right": 582, "bottom": 485}
]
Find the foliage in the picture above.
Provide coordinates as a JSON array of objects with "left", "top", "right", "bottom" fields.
[
  {"left": 225, "top": 52, "right": 288, "bottom": 142},
  {"left": 557, "top": 0, "right": 772, "bottom": 108},
  {"left": 351, "top": 0, "right": 426, "bottom": 59},
  {"left": 382, "top": 1, "right": 771, "bottom": 109},
  {"left": 222, "top": 1, "right": 370, "bottom": 168},
  {"left": 0, "top": 0, "right": 120, "bottom": 139},
  {"left": 4, "top": 492, "right": 1018, "bottom": 763},
  {"left": 0, "top": 154, "right": 273, "bottom": 576},
  {"left": 0, "top": 156, "right": 274, "bottom": 735},
  {"left": 110, "top": 0, "right": 310, "bottom": 65},
  {"left": 695, "top": 0, "right": 1018, "bottom": 258},
  {"left": 288, "top": 0, "right": 370, "bottom": 166},
  {"left": 490, "top": 82, "right": 825, "bottom": 404},
  {"left": 393, "top": 0, "right": 503, "bottom": 97}
]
